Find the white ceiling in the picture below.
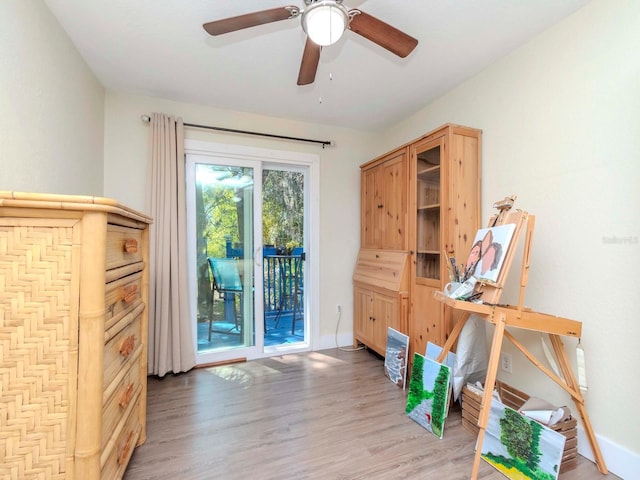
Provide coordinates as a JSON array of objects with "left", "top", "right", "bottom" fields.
[{"left": 43, "top": 0, "right": 590, "bottom": 131}]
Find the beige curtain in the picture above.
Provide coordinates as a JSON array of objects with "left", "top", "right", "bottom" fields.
[{"left": 145, "top": 113, "right": 196, "bottom": 377}]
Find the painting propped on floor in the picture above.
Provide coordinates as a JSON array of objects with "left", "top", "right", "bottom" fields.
[
  {"left": 426, "top": 341, "right": 455, "bottom": 369},
  {"left": 384, "top": 327, "right": 409, "bottom": 389},
  {"left": 405, "top": 352, "right": 451, "bottom": 439},
  {"left": 480, "top": 398, "right": 566, "bottom": 480}
]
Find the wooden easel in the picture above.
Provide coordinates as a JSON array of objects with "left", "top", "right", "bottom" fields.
[{"left": 435, "top": 198, "right": 608, "bottom": 478}]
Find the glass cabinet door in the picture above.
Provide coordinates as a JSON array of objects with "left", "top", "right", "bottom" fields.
[{"left": 415, "top": 141, "right": 442, "bottom": 282}]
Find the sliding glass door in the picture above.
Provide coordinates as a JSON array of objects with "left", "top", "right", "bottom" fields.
[
  {"left": 261, "top": 168, "right": 306, "bottom": 348},
  {"left": 187, "top": 156, "right": 261, "bottom": 362},
  {"left": 186, "top": 141, "right": 314, "bottom": 365}
]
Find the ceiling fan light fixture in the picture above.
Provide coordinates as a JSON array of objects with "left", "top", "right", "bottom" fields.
[{"left": 302, "top": 1, "right": 349, "bottom": 46}]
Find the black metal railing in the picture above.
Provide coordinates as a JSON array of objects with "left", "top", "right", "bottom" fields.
[{"left": 263, "top": 253, "right": 304, "bottom": 318}]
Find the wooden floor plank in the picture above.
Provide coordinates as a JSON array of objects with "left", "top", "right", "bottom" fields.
[{"left": 124, "top": 348, "right": 618, "bottom": 480}]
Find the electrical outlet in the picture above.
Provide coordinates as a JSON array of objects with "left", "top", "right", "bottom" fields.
[
  {"left": 336, "top": 304, "right": 342, "bottom": 314},
  {"left": 500, "top": 352, "right": 513, "bottom": 373}
]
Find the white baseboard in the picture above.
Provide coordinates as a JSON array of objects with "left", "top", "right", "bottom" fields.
[
  {"left": 317, "top": 332, "right": 357, "bottom": 351},
  {"left": 577, "top": 425, "right": 638, "bottom": 479}
]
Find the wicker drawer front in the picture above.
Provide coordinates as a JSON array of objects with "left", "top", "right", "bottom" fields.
[
  {"left": 101, "top": 361, "right": 142, "bottom": 452},
  {"left": 101, "top": 401, "right": 142, "bottom": 480},
  {"left": 103, "top": 313, "right": 142, "bottom": 391},
  {"left": 105, "top": 271, "right": 143, "bottom": 332},
  {"left": 106, "top": 225, "right": 143, "bottom": 271}
]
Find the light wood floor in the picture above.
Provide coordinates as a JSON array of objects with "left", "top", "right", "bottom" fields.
[{"left": 124, "top": 348, "right": 617, "bottom": 480}]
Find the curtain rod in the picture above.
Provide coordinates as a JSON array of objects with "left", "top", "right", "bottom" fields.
[{"left": 141, "top": 115, "right": 333, "bottom": 148}]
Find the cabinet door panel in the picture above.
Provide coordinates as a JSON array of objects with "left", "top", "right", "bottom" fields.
[
  {"left": 414, "top": 137, "right": 444, "bottom": 282},
  {"left": 354, "top": 286, "right": 374, "bottom": 346},
  {"left": 381, "top": 154, "right": 407, "bottom": 250},
  {"left": 361, "top": 169, "right": 382, "bottom": 249},
  {"left": 447, "top": 134, "right": 481, "bottom": 257},
  {"left": 361, "top": 148, "right": 408, "bottom": 250},
  {"left": 372, "top": 293, "right": 397, "bottom": 350},
  {"left": 409, "top": 283, "right": 443, "bottom": 357}
]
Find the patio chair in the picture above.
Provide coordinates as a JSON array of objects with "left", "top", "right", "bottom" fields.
[{"left": 208, "top": 257, "right": 243, "bottom": 340}]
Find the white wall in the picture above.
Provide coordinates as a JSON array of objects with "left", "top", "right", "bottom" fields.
[
  {"left": 104, "top": 92, "right": 374, "bottom": 344},
  {"left": 374, "top": 0, "right": 639, "bottom": 476},
  {"left": 0, "top": 0, "right": 104, "bottom": 195}
]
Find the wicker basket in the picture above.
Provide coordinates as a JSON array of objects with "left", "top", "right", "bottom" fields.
[{"left": 461, "top": 381, "right": 578, "bottom": 473}]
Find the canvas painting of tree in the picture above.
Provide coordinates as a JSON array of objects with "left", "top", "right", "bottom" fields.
[
  {"left": 405, "top": 353, "right": 451, "bottom": 439},
  {"left": 480, "top": 399, "right": 566, "bottom": 480}
]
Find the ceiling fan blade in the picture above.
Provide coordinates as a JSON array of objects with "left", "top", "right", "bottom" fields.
[
  {"left": 203, "top": 6, "right": 300, "bottom": 36},
  {"left": 348, "top": 10, "right": 418, "bottom": 58},
  {"left": 297, "top": 37, "right": 321, "bottom": 86}
]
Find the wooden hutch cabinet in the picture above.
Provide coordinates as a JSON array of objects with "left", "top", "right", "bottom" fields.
[
  {"left": 354, "top": 124, "right": 481, "bottom": 360},
  {"left": 0, "top": 192, "right": 151, "bottom": 480}
]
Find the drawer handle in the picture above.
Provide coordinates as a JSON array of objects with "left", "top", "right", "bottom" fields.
[
  {"left": 120, "top": 335, "right": 136, "bottom": 359},
  {"left": 119, "top": 383, "right": 135, "bottom": 409},
  {"left": 123, "top": 238, "right": 138, "bottom": 253},
  {"left": 118, "top": 430, "right": 135, "bottom": 465},
  {"left": 120, "top": 284, "right": 138, "bottom": 304}
]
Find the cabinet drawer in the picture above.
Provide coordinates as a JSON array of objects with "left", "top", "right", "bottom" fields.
[
  {"left": 104, "top": 313, "right": 142, "bottom": 391},
  {"left": 106, "top": 224, "right": 143, "bottom": 271},
  {"left": 102, "top": 361, "right": 142, "bottom": 453},
  {"left": 105, "top": 271, "right": 143, "bottom": 332},
  {"left": 101, "top": 401, "right": 142, "bottom": 480}
]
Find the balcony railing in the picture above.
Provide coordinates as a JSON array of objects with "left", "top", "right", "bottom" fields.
[{"left": 263, "top": 252, "right": 304, "bottom": 320}]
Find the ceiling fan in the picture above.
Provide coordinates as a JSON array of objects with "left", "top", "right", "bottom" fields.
[{"left": 203, "top": 0, "right": 418, "bottom": 86}]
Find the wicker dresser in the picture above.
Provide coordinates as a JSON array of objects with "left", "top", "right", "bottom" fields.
[{"left": 0, "top": 192, "right": 152, "bottom": 480}]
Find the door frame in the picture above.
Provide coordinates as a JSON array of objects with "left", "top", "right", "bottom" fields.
[{"left": 185, "top": 139, "right": 320, "bottom": 364}]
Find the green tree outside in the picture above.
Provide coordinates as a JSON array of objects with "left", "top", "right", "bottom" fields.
[
  {"left": 262, "top": 170, "right": 303, "bottom": 250},
  {"left": 194, "top": 166, "right": 304, "bottom": 320}
]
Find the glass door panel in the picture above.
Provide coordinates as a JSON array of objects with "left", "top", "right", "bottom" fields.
[
  {"left": 262, "top": 168, "right": 306, "bottom": 348},
  {"left": 415, "top": 143, "right": 441, "bottom": 281},
  {"left": 193, "top": 162, "right": 256, "bottom": 354}
]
